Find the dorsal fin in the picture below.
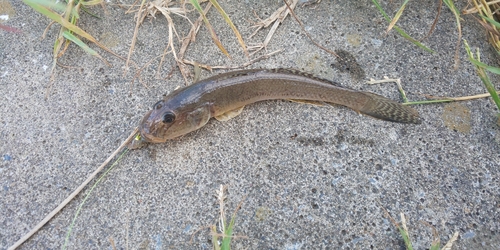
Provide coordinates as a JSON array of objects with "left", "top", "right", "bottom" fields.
[
  {"left": 268, "top": 68, "right": 343, "bottom": 87},
  {"left": 196, "top": 69, "right": 264, "bottom": 83}
]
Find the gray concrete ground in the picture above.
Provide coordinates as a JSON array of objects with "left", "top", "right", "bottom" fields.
[{"left": 1, "top": 0, "right": 500, "bottom": 249}]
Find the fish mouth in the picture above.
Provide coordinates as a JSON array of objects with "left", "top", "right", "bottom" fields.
[
  {"left": 139, "top": 131, "right": 163, "bottom": 143},
  {"left": 128, "top": 127, "right": 158, "bottom": 149},
  {"left": 128, "top": 134, "right": 146, "bottom": 149},
  {"left": 129, "top": 110, "right": 155, "bottom": 149},
  {"left": 134, "top": 110, "right": 169, "bottom": 144}
]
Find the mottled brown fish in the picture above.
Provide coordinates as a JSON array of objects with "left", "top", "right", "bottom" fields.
[{"left": 130, "top": 69, "right": 420, "bottom": 149}]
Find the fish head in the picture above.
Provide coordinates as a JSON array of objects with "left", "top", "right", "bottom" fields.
[{"left": 129, "top": 99, "right": 212, "bottom": 149}]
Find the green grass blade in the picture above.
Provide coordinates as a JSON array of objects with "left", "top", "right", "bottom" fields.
[
  {"left": 80, "top": 0, "right": 103, "bottom": 6},
  {"left": 442, "top": 0, "right": 460, "bottom": 19},
  {"left": 23, "top": 0, "right": 92, "bottom": 41},
  {"left": 63, "top": 149, "right": 129, "bottom": 250},
  {"left": 398, "top": 227, "right": 413, "bottom": 250},
  {"left": 386, "top": 0, "right": 410, "bottom": 33},
  {"left": 23, "top": 0, "right": 79, "bottom": 18},
  {"left": 479, "top": 14, "right": 500, "bottom": 29},
  {"left": 429, "top": 243, "right": 440, "bottom": 250},
  {"left": 371, "top": 0, "right": 391, "bottom": 20},
  {"left": 477, "top": 74, "right": 500, "bottom": 115},
  {"left": 212, "top": 225, "right": 221, "bottom": 250},
  {"left": 209, "top": 0, "right": 248, "bottom": 57},
  {"left": 442, "top": 0, "right": 462, "bottom": 67},
  {"left": 442, "top": 0, "right": 461, "bottom": 37},
  {"left": 190, "top": 0, "right": 230, "bottom": 58},
  {"left": 189, "top": 0, "right": 203, "bottom": 11},
  {"left": 62, "top": 30, "right": 101, "bottom": 57},
  {"left": 221, "top": 214, "right": 236, "bottom": 250},
  {"left": 78, "top": 0, "right": 104, "bottom": 18},
  {"left": 23, "top": 0, "right": 120, "bottom": 59},
  {"left": 53, "top": 35, "right": 63, "bottom": 57},
  {"left": 372, "top": 0, "right": 434, "bottom": 53},
  {"left": 464, "top": 40, "right": 500, "bottom": 115},
  {"left": 393, "top": 26, "right": 435, "bottom": 53},
  {"left": 80, "top": 5, "right": 102, "bottom": 19},
  {"left": 468, "top": 58, "right": 500, "bottom": 74}
]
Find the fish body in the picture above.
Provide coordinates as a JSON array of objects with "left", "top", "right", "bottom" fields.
[{"left": 130, "top": 69, "right": 420, "bottom": 149}]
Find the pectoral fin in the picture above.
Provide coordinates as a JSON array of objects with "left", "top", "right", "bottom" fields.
[
  {"left": 288, "top": 99, "right": 325, "bottom": 106},
  {"left": 215, "top": 106, "right": 245, "bottom": 121}
]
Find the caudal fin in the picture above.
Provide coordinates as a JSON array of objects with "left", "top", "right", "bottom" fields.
[{"left": 359, "top": 93, "right": 422, "bottom": 124}]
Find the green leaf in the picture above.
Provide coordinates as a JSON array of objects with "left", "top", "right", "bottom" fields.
[
  {"left": 189, "top": 0, "right": 230, "bottom": 57},
  {"left": 429, "top": 243, "right": 440, "bottom": 250},
  {"left": 221, "top": 214, "right": 236, "bottom": 250},
  {"left": 23, "top": 0, "right": 120, "bottom": 58},
  {"left": 62, "top": 30, "right": 99, "bottom": 56},
  {"left": 394, "top": 26, "right": 435, "bottom": 53},
  {"left": 442, "top": 0, "right": 460, "bottom": 17},
  {"left": 398, "top": 227, "right": 413, "bottom": 250},
  {"left": 372, "top": 0, "right": 434, "bottom": 53},
  {"left": 190, "top": 0, "right": 203, "bottom": 11},
  {"left": 464, "top": 39, "right": 500, "bottom": 115},
  {"left": 80, "top": 0, "right": 104, "bottom": 6},
  {"left": 211, "top": 225, "right": 220, "bottom": 250},
  {"left": 23, "top": 0, "right": 79, "bottom": 19},
  {"left": 23, "top": 1, "right": 90, "bottom": 40},
  {"left": 372, "top": 0, "right": 391, "bottom": 20},
  {"left": 468, "top": 58, "right": 500, "bottom": 75},
  {"left": 479, "top": 14, "right": 500, "bottom": 29},
  {"left": 209, "top": 0, "right": 248, "bottom": 57},
  {"left": 386, "top": 0, "right": 410, "bottom": 33}
]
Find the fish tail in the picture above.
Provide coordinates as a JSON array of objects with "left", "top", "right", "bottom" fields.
[{"left": 359, "top": 93, "right": 422, "bottom": 124}]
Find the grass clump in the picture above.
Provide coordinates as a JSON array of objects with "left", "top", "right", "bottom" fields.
[
  {"left": 189, "top": 185, "right": 246, "bottom": 249},
  {"left": 23, "top": 0, "right": 121, "bottom": 83},
  {"left": 190, "top": 0, "right": 248, "bottom": 58},
  {"left": 382, "top": 209, "right": 459, "bottom": 250},
  {"left": 209, "top": 185, "right": 245, "bottom": 250},
  {"left": 371, "top": 0, "right": 434, "bottom": 53},
  {"left": 464, "top": 0, "right": 500, "bottom": 54},
  {"left": 371, "top": 1, "right": 500, "bottom": 116},
  {"left": 464, "top": 40, "right": 500, "bottom": 116}
]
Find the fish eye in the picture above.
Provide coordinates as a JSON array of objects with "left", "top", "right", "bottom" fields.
[
  {"left": 162, "top": 112, "right": 176, "bottom": 123},
  {"left": 153, "top": 101, "right": 163, "bottom": 110}
]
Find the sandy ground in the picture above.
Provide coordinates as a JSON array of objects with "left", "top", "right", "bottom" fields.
[{"left": 1, "top": 0, "right": 499, "bottom": 249}]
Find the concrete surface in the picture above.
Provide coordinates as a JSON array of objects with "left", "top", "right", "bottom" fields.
[{"left": 1, "top": 0, "right": 500, "bottom": 249}]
